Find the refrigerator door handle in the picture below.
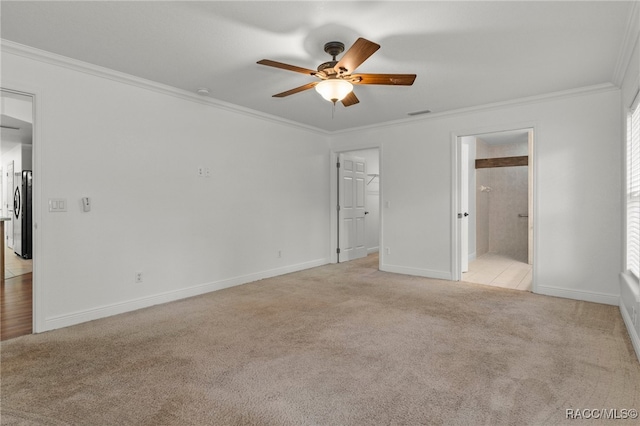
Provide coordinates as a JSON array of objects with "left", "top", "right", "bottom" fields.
[{"left": 14, "top": 186, "right": 20, "bottom": 219}]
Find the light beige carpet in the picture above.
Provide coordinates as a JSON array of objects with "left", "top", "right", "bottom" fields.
[{"left": 1, "top": 255, "right": 639, "bottom": 425}]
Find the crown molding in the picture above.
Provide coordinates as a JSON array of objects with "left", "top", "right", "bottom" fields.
[
  {"left": 1, "top": 39, "right": 330, "bottom": 136},
  {"left": 1, "top": 39, "right": 623, "bottom": 138},
  {"left": 330, "top": 82, "right": 620, "bottom": 136},
  {"left": 613, "top": 1, "right": 639, "bottom": 87}
]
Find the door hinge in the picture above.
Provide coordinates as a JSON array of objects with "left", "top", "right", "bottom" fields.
[
  {"left": 336, "top": 248, "right": 341, "bottom": 254},
  {"left": 336, "top": 162, "right": 340, "bottom": 168},
  {"left": 337, "top": 205, "right": 341, "bottom": 211}
]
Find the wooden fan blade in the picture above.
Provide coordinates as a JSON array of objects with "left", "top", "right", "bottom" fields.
[
  {"left": 334, "top": 38, "right": 380, "bottom": 75},
  {"left": 257, "top": 59, "right": 317, "bottom": 76},
  {"left": 341, "top": 91, "right": 359, "bottom": 107},
  {"left": 351, "top": 73, "right": 416, "bottom": 85},
  {"left": 272, "top": 81, "right": 319, "bottom": 98}
]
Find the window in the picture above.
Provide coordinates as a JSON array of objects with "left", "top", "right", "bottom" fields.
[{"left": 627, "top": 97, "right": 640, "bottom": 279}]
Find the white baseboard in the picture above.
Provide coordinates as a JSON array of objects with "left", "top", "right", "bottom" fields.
[
  {"left": 380, "top": 264, "right": 452, "bottom": 280},
  {"left": 43, "top": 258, "right": 329, "bottom": 332},
  {"left": 620, "top": 299, "right": 640, "bottom": 363},
  {"left": 367, "top": 246, "right": 380, "bottom": 254},
  {"left": 536, "top": 285, "right": 619, "bottom": 306}
]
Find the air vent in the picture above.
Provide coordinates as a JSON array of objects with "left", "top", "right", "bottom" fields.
[{"left": 408, "top": 109, "right": 431, "bottom": 116}]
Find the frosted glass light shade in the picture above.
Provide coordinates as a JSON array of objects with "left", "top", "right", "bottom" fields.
[{"left": 315, "top": 79, "right": 353, "bottom": 103}]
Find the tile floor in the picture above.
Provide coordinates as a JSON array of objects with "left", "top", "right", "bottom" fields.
[
  {"left": 462, "top": 252, "right": 532, "bottom": 291},
  {"left": 4, "top": 243, "right": 33, "bottom": 278}
]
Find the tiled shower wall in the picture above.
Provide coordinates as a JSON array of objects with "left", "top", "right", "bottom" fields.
[{"left": 475, "top": 138, "right": 528, "bottom": 263}]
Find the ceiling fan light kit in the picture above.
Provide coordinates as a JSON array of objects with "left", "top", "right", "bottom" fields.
[
  {"left": 315, "top": 79, "right": 353, "bottom": 104},
  {"left": 257, "top": 37, "right": 416, "bottom": 108}
]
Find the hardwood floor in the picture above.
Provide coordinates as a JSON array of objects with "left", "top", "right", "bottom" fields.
[{"left": 1, "top": 272, "right": 33, "bottom": 340}]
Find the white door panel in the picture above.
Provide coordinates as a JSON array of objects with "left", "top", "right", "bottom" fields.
[
  {"left": 356, "top": 217, "right": 365, "bottom": 248},
  {"left": 339, "top": 153, "right": 367, "bottom": 261}
]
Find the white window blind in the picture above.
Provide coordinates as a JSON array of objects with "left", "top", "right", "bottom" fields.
[{"left": 628, "top": 100, "right": 640, "bottom": 278}]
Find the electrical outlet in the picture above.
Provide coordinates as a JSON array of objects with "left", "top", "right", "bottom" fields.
[
  {"left": 135, "top": 272, "right": 143, "bottom": 283},
  {"left": 197, "top": 166, "right": 204, "bottom": 177},
  {"left": 277, "top": 250, "right": 282, "bottom": 258},
  {"left": 386, "top": 247, "right": 391, "bottom": 255}
]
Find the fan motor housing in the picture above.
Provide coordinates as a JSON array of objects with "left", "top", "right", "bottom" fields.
[{"left": 317, "top": 61, "right": 338, "bottom": 74}]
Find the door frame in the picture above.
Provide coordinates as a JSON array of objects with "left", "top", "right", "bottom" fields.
[
  {"left": 1, "top": 83, "right": 42, "bottom": 333},
  {"left": 330, "top": 145, "right": 382, "bottom": 266},
  {"left": 451, "top": 124, "right": 538, "bottom": 292}
]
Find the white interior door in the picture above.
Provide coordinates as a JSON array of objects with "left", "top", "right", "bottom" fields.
[
  {"left": 6, "top": 162, "right": 14, "bottom": 249},
  {"left": 339, "top": 153, "right": 367, "bottom": 262},
  {"left": 461, "top": 143, "right": 469, "bottom": 272}
]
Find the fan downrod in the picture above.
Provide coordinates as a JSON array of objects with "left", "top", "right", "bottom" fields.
[{"left": 317, "top": 41, "right": 345, "bottom": 74}]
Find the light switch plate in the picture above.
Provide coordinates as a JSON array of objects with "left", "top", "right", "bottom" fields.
[{"left": 49, "top": 198, "right": 67, "bottom": 212}]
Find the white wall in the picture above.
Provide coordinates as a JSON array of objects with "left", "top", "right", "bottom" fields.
[
  {"left": 1, "top": 94, "right": 32, "bottom": 123},
  {"left": 0, "top": 40, "right": 630, "bottom": 335},
  {"left": 332, "top": 87, "right": 623, "bottom": 304},
  {"left": 2, "top": 48, "right": 331, "bottom": 331},
  {"left": 1, "top": 144, "right": 31, "bottom": 176}
]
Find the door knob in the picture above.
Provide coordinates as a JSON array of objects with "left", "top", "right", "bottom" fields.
[{"left": 464, "top": 212, "right": 469, "bottom": 217}]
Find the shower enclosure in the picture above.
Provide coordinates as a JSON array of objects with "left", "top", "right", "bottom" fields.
[{"left": 475, "top": 138, "right": 529, "bottom": 263}]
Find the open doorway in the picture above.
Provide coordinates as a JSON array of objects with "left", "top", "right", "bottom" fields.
[
  {"left": 1, "top": 88, "right": 34, "bottom": 340},
  {"left": 457, "top": 129, "right": 533, "bottom": 291},
  {"left": 332, "top": 148, "right": 381, "bottom": 266}
]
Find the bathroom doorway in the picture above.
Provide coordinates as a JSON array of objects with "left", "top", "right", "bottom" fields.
[{"left": 457, "top": 128, "right": 533, "bottom": 291}]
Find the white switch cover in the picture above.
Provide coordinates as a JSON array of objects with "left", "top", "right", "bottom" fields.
[{"left": 49, "top": 198, "right": 67, "bottom": 212}]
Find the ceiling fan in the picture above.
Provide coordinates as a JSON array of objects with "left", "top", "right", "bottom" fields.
[{"left": 257, "top": 37, "right": 416, "bottom": 107}]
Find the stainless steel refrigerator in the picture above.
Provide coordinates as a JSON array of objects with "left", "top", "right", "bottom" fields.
[{"left": 13, "top": 170, "right": 32, "bottom": 259}]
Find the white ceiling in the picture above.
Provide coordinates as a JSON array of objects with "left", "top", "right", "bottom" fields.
[{"left": 0, "top": 1, "right": 633, "bottom": 132}]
